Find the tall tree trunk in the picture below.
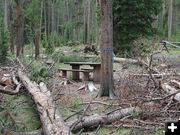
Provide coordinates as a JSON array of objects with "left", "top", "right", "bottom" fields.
[
  {"left": 44, "top": 0, "right": 47, "bottom": 37},
  {"left": 34, "top": 28, "right": 40, "bottom": 59},
  {"left": 168, "top": 0, "right": 173, "bottom": 39},
  {"left": 15, "top": 0, "right": 24, "bottom": 57},
  {"left": 47, "top": 1, "right": 51, "bottom": 36},
  {"left": 83, "top": 0, "right": 88, "bottom": 44},
  {"left": 99, "top": 0, "right": 115, "bottom": 98},
  {"left": 4, "top": 0, "right": 14, "bottom": 54},
  {"left": 51, "top": 0, "right": 55, "bottom": 34},
  {"left": 40, "top": 0, "right": 43, "bottom": 46},
  {"left": 87, "top": 0, "right": 91, "bottom": 43},
  {"left": 4, "top": 0, "right": 9, "bottom": 29}
]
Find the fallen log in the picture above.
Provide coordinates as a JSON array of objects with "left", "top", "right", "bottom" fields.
[
  {"left": 68, "top": 107, "right": 140, "bottom": 132},
  {"left": 114, "top": 57, "right": 139, "bottom": 64},
  {"left": 130, "top": 73, "right": 180, "bottom": 78},
  {"left": 161, "top": 82, "right": 180, "bottom": 101},
  {"left": 18, "top": 69, "right": 71, "bottom": 135}
]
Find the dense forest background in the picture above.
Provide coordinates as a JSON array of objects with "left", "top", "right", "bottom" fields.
[{"left": 0, "top": 0, "right": 180, "bottom": 59}]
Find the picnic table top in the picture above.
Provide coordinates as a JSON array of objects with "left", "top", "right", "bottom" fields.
[{"left": 64, "top": 62, "right": 101, "bottom": 66}]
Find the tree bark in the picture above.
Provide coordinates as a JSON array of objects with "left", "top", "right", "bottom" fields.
[
  {"left": 9, "top": 3, "right": 15, "bottom": 54},
  {"left": 4, "top": 0, "right": 9, "bottom": 29},
  {"left": 18, "top": 69, "right": 71, "bottom": 135},
  {"left": 168, "top": 0, "right": 173, "bottom": 39},
  {"left": 33, "top": 20, "right": 40, "bottom": 59},
  {"left": 68, "top": 107, "right": 140, "bottom": 132},
  {"left": 99, "top": 0, "right": 115, "bottom": 98},
  {"left": 15, "top": 0, "right": 24, "bottom": 57}
]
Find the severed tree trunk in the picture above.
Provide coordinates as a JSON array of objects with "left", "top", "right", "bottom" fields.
[
  {"left": 99, "top": 0, "right": 115, "bottom": 98},
  {"left": 18, "top": 69, "right": 71, "bottom": 135}
]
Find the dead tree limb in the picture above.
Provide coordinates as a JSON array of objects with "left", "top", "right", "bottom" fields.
[
  {"left": 0, "top": 84, "right": 21, "bottom": 95},
  {"left": 18, "top": 69, "right": 71, "bottom": 135},
  {"left": 171, "top": 80, "right": 180, "bottom": 88},
  {"left": 0, "top": 75, "right": 21, "bottom": 95},
  {"left": 161, "top": 82, "right": 180, "bottom": 102},
  {"left": 67, "top": 107, "right": 140, "bottom": 132}
]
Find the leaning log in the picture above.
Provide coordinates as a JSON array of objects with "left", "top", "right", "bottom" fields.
[
  {"left": 68, "top": 107, "right": 140, "bottom": 132},
  {"left": 18, "top": 69, "right": 71, "bottom": 135}
]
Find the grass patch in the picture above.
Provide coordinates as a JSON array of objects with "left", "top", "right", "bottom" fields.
[
  {"left": 56, "top": 97, "right": 83, "bottom": 118},
  {"left": 0, "top": 94, "right": 41, "bottom": 133}
]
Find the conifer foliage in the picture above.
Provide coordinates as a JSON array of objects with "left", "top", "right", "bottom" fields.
[{"left": 113, "top": 0, "right": 162, "bottom": 55}]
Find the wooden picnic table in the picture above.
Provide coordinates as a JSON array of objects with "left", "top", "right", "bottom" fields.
[{"left": 64, "top": 62, "right": 101, "bottom": 82}]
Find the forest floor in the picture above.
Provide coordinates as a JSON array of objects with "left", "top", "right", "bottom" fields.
[{"left": 0, "top": 46, "right": 180, "bottom": 135}]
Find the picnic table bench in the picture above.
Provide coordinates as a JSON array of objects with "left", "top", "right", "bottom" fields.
[
  {"left": 64, "top": 62, "right": 101, "bottom": 82},
  {"left": 58, "top": 68, "right": 92, "bottom": 81}
]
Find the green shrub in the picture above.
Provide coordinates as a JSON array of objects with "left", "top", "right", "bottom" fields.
[
  {"left": 53, "top": 33, "right": 65, "bottom": 47},
  {"left": 131, "top": 37, "right": 153, "bottom": 57},
  {"left": 30, "top": 61, "right": 53, "bottom": 83},
  {"left": 52, "top": 52, "right": 87, "bottom": 63},
  {"left": 66, "top": 40, "right": 80, "bottom": 46},
  {"left": 42, "top": 34, "right": 54, "bottom": 54}
]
